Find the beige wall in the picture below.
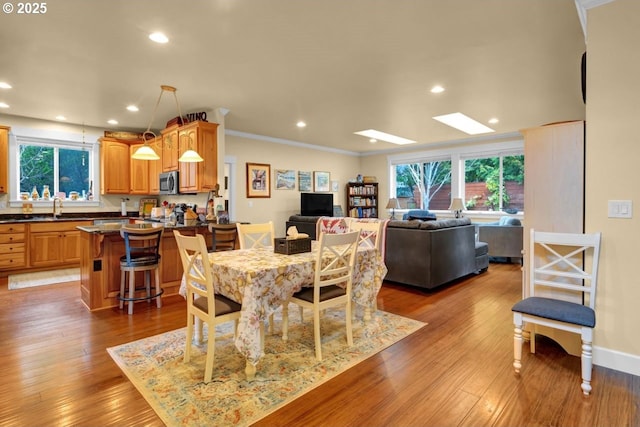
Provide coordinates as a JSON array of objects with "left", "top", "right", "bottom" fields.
[
  {"left": 586, "top": 0, "right": 640, "bottom": 372},
  {"left": 225, "top": 134, "right": 360, "bottom": 236}
]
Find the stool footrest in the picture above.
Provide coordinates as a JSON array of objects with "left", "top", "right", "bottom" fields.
[{"left": 117, "top": 288, "right": 164, "bottom": 303}]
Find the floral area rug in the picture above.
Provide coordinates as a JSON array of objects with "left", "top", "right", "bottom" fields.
[{"left": 107, "top": 305, "right": 426, "bottom": 426}]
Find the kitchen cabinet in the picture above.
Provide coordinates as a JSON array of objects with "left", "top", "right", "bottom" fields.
[
  {"left": 100, "top": 138, "right": 131, "bottom": 194},
  {"left": 161, "top": 126, "right": 179, "bottom": 172},
  {"left": 0, "top": 223, "right": 26, "bottom": 270},
  {"left": 148, "top": 136, "right": 162, "bottom": 194},
  {"left": 29, "top": 221, "right": 91, "bottom": 267},
  {"left": 129, "top": 143, "right": 150, "bottom": 194},
  {"left": 0, "top": 125, "right": 8, "bottom": 194},
  {"left": 178, "top": 121, "right": 218, "bottom": 193}
]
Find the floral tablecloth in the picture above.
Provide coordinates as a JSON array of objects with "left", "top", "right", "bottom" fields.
[{"left": 179, "top": 243, "right": 387, "bottom": 366}]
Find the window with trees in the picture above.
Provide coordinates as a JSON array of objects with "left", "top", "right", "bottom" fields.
[
  {"left": 389, "top": 139, "right": 524, "bottom": 215},
  {"left": 17, "top": 139, "right": 94, "bottom": 201}
]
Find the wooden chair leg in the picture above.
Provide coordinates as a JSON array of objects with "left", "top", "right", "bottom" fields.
[
  {"left": 154, "top": 268, "right": 162, "bottom": 308},
  {"left": 313, "top": 308, "right": 322, "bottom": 361},
  {"left": 581, "top": 328, "right": 593, "bottom": 395},
  {"left": 119, "top": 270, "right": 125, "bottom": 310},
  {"left": 282, "top": 303, "right": 289, "bottom": 341},
  {"left": 128, "top": 271, "right": 135, "bottom": 315},
  {"left": 513, "top": 314, "right": 523, "bottom": 374}
]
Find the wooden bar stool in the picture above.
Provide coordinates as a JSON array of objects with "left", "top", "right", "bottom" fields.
[{"left": 118, "top": 225, "right": 164, "bottom": 315}]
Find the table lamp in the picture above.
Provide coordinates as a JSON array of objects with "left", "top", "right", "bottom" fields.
[
  {"left": 449, "top": 197, "right": 465, "bottom": 218},
  {"left": 386, "top": 198, "right": 401, "bottom": 219}
]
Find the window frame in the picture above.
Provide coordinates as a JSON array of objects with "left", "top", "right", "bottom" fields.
[
  {"left": 388, "top": 137, "right": 524, "bottom": 218},
  {"left": 8, "top": 129, "right": 101, "bottom": 208}
]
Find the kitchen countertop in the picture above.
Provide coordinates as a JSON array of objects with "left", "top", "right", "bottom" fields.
[{"left": 76, "top": 220, "right": 213, "bottom": 234}]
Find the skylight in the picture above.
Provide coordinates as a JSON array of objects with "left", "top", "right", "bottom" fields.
[
  {"left": 354, "top": 129, "right": 416, "bottom": 145},
  {"left": 432, "top": 112, "right": 495, "bottom": 135}
]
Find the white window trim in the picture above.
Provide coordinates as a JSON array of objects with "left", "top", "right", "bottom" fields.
[{"left": 8, "top": 127, "right": 102, "bottom": 208}]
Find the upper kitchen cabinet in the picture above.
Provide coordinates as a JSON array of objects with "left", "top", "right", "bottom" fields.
[
  {"left": 178, "top": 121, "right": 218, "bottom": 193},
  {"left": 0, "top": 126, "right": 8, "bottom": 194},
  {"left": 161, "top": 125, "right": 179, "bottom": 172},
  {"left": 100, "top": 137, "right": 131, "bottom": 194},
  {"left": 129, "top": 143, "right": 150, "bottom": 194},
  {"left": 148, "top": 136, "right": 162, "bottom": 194}
]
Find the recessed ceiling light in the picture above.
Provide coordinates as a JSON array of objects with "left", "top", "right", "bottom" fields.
[
  {"left": 0, "top": 82, "right": 11, "bottom": 89},
  {"left": 126, "top": 105, "right": 139, "bottom": 112},
  {"left": 488, "top": 117, "right": 499, "bottom": 124},
  {"left": 369, "top": 139, "right": 377, "bottom": 144},
  {"left": 149, "top": 32, "right": 169, "bottom": 44},
  {"left": 55, "top": 115, "right": 67, "bottom": 121},
  {"left": 432, "top": 112, "right": 495, "bottom": 135},
  {"left": 296, "top": 121, "right": 306, "bottom": 128},
  {"left": 0, "top": 102, "right": 9, "bottom": 108},
  {"left": 430, "top": 85, "right": 445, "bottom": 93},
  {"left": 107, "top": 119, "right": 119, "bottom": 125},
  {"left": 354, "top": 129, "right": 416, "bottom": 145}
]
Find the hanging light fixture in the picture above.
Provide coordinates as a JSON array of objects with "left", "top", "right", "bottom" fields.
[
  {"left": 178, "top": 133, "right": 204, "bottom": 162},
  {"left": 131, "top": 85, "right": 202, "bottom": 162}
]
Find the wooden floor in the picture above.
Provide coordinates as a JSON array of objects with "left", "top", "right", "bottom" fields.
[{"left": 1, "top": 263, "right": 638, "bottom": 427}]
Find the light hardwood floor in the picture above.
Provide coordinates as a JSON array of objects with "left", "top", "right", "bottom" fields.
[{"left": 0, "top": 263, "right": 638, "bottom": 426}]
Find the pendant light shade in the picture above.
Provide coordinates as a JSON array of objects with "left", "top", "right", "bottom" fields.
[
  {"left": 178, "top": 149, "right": 204, "bottom": 163},
  {"left": 131, "top": 144, "right": 160, "bottom": 160}
]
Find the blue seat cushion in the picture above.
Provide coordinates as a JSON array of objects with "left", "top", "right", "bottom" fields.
[
  {"left": 512, "top": 296, "right": 595, "bottom": 327},
  {"left": 402, "top": 210, "right": 437, "bottom": 221}
]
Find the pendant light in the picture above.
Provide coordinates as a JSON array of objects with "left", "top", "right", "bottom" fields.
[
  {"left": 178, "top": 133, "right": 204, "bottom": 162},
  {"left": 131, "top": 85, "right": 202, "bottom": 162}
]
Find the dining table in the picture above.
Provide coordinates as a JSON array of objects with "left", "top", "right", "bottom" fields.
[{"left": 179, "top": 241, "right": 387, "bottom": 379}]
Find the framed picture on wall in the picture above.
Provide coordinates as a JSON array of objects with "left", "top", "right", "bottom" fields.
[
  {"left": 313, "top": 171, "right": 331, "bottom": 192},
  {"left": 298, "top": 171, "right": 312, "bottom": 191},
  {"left": 246, "top": 162, "right": 271, "bottom": 198},
  {"left": 275, "top": 169, "right": 296, "bottom": 190}
]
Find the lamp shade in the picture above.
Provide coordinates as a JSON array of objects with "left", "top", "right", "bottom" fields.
[
  {"left": 131, "top": 144, "right": 160, "bottom": 160},
  {"left": 448, "top": 198, "right": 465, "bottom": 212},
  {"left": 178, "top": 149, "right": 204, "bottom": 163},
  {"left": 386, "top": 198, "right": 401, "bottom": 209}
]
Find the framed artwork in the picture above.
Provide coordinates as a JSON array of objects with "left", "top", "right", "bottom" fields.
[
  {"left": 314, "top": 171, "right": 331, "bottom": 192},
  {"left": 275, "top": 169, "right": 296, "bottom": 190},
  {"left": 140, "top": 198, "right": 157, "bottom": 216},
  {"left": 246, "top": 162, "right": 271, "bottom": 198},
  {"left": 298, "top": 171, "right": 312, "bottom": 191}
]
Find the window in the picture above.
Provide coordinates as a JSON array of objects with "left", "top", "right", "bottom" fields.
[
  {"left": 463, "top": 154, "right": 524, "bottom": 212},
  {"left": 389, "top": 138, "right": 524, "bottom": 215},
  {"left": 16, "top": 136, "right": 96, "bottom": 201},
  {"left": 394, "top": 160, "right": 452, "bottom": 210}
]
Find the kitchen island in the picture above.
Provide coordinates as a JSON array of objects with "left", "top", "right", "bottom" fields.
[{"left": 78, "top": 221, "right": 212, "bottom": 311}]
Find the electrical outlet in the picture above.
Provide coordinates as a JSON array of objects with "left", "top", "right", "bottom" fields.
[
  {"left": 0, "top": 201, "right": 6, "bottom": 209},
  {"left": 133, "top": 201, "right": 139, "bottom": 208}
]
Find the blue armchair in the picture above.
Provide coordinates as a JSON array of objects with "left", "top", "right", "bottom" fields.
[{"left": 476, "top": 216, "right": 523, "bottom": 263}]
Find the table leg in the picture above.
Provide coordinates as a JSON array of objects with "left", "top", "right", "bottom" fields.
[
  {"left": 245, "top": 361, "right": 256, "bottom": 380},
  {"left": 282, "top": 303, "right": 289, "bottom": 341}
]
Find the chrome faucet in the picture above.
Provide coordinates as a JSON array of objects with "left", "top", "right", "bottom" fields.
[{"left": 53, "top": 197, "right": 63, "bottom": 218}]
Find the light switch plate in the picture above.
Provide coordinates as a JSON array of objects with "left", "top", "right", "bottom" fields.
[{"left": 608, "top": 200, "right": 633, "bottom": 218}]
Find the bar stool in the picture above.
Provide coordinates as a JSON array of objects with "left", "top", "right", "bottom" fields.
[
  {"left": 118, "top": 225, "right": 164, "bottom": 315},
  {"left": 208, "top": 222, "right": 238, "bottom": 251}
]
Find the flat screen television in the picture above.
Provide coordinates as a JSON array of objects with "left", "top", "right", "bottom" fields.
[{"left": 301, "top": 193, "right": 333, "bottom": 217}]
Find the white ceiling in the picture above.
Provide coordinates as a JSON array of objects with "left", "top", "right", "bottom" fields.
[{"left": 0, "top": 0, "right": 586, "bottom": 154}]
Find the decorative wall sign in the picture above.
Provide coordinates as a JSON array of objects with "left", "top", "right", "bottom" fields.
[
  {"left": 275, "top": 169, "right": 296, "bottom": 190},
  {"left": 247, "top": 163, "right": 271, "bottom": 198},
  {"left": 298, "top": 171, "right": 312, "bottom": 191},
  {"left": 314, "top": 171, "right": 331, "bottom": 192}
]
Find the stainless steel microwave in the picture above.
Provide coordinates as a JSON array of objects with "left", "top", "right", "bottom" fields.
[{"left": 159, "top": 171, "right": 178, "bottom": 195}]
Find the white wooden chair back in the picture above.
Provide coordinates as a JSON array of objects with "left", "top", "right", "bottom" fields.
[
  {"left": 236, "top": 221, "right": 275, "bottom": 249},
  {"left": 174, "top": 231, "right": 215, "bottom": 309},
  {"left": 348, "top": 220, "right": 382, "bottom": 251},
  {"left": 314, "top": 230, "right": 359, "bottom": 293}
]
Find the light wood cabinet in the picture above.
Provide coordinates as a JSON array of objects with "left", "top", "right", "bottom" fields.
[
  {"left": 129, "top": 143, "right": 150, "bottom": 194},
  {"left": 0, "top": 223, "right": 26, "bottom": 270},
  {"left": 100, "top": 138, "right": 131, "bottom": 194},
  {"left": 161, "top": 126, "right": 179, "bottom": 172},
  {"left": 148, "top": 136, "right": 162, "bottom": 194},
  {"left": 29, "top": 221, "right": 91, "bottom": 267},
  {"left": 178, "top": 121, "right": 218, "bottom": 193},
  {"left": 0, "top": 125, "right": 9, "bottom": 194}
]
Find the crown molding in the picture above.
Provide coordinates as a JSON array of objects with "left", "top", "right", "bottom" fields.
[{"left": 575, "top": 0, "right": 617, "bottom": 40}]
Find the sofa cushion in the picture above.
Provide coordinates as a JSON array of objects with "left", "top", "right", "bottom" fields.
[
  {"left": 419, "top": 217, "right": 471, "bottom": 230},
  {"left": 402, "top": 210, "right": 437, "bottom": 221},
  {"left": 475, "top": 241, "right": 489, "bottom": 257},
  {"left": 387, "top": 220, "right": 421, "bottom": 229},
  {"left": 288, "top": 215, "right": 322, "bottom": 223},
  {"left": 499, "top": 216, "right": 522, "bottom": 226}
]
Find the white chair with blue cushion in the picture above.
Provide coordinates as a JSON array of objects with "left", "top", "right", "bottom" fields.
[{"left": 512, "top": 229, "right": 601, "bottom": 395}]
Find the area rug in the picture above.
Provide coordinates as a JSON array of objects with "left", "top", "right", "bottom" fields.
[
  {"left": 107, "top": 306, "right": 426, "bottom": 427},
  {"left": 8, "top": 267, "right": 80, "bottom": 290}
]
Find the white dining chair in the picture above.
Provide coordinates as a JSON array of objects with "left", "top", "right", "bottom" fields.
[
  {"left": 174, "top": 230, "right": 242, "bottom": 383},
  {"left": 282, "top": 230, "right": 359, "bottom": 361},
  {"left": 236, "top": 221, "right": 275, "bottom": 249},
  {"left": 512, "top": 229, "right": 602, "bottom": 395}
]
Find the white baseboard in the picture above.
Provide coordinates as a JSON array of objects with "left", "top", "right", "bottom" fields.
[{"left": 593, "top": 345, "right": 640, "bottom": 377}]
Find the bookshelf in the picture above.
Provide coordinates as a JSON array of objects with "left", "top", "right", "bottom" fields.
[{"left": 347, "top": 182, "right": 378, "bottom": 218}]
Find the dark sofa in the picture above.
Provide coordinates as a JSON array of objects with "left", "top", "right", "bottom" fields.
[
  {"left": 475, "top": 216, "right": 523, "bottom": 263},
  {"left": 384, "top": 217, "right": 487, "bottom": 289},
  {"left": 286, "top": 215, "right": 322, "bottom": 239}
]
